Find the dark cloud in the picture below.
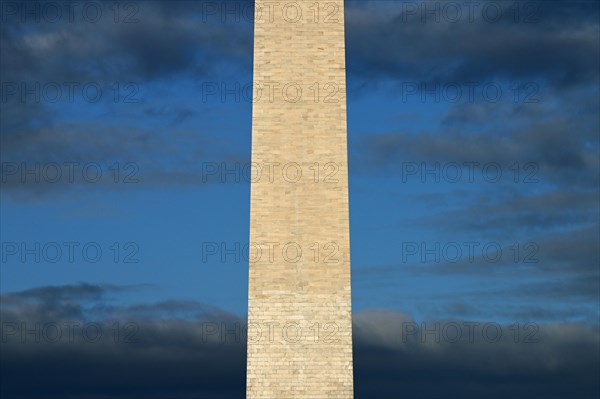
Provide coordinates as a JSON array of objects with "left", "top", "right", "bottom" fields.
[
  {"left": 0, "top": 120, "right": 243, "bottom": 200},
  {"left": 352, "top": 311, "right": 599, "bottom": 399},
  {"left": 355, "top": 82, "right": 599, "bottom": 251},
  {"left": 1, "top": 1, "right": 253, "bottom": 199},
  {"left": 0, "top": 1, "right": 253, "bottom": 84},
  {"left": 1, "top": 283, "right": 147, "bottom": 322},
  {"left": 5, "top": 282, "right": 117, "bottom": 301},
  {"left": 1, "top": 283, "right": 248, "bottom": 398},
  {"left": 345, "top": 0, "right": 600, "bottom": 88},
  {"left": 360, "top": 114, "right": 599, "bottom": 189},
  {"left": 1, "top": 284, "right": 599, "bottom": 398},
  {"left": 345, "top": 2, "right": 599, "bottom": 248},
  {"left": 423, "top": 188, "right": 599, "bottom": 236},
  {"left": 359, "top": 221, "right": 599, "bottom": 322}
]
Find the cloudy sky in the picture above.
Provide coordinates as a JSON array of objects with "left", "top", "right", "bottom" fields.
[{"left": 1, "top": 0, "right": 599, "bottom": 398}]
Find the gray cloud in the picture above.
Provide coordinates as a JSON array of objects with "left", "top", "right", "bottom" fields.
[
  {"left": 356, "top": 222, "right": 599, "bottom": 323},
  {"left": 1, "top": 283, "right": 598, "bottom": 398},
  {"left": 360, "top": 112, "right": 599, "bottom": 189},
  {"left": 1, "top": 1, "right": 253, "bottom": 198},
  {"left": 0, "top": 1, "right": 252, "bottom": 84},
  {"left": 345, "top": 0, "right": 600, "bottom": 88}
]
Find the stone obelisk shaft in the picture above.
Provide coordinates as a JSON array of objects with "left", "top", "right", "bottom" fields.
[{"left": 247, "top": 1, "right": 353, "bottom": 397}]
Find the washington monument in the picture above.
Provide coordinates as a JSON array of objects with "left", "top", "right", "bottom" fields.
[{"left": 246, "top": 0, "right": 353, "bottom": 397}]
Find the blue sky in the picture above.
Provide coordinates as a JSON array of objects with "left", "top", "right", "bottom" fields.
[{"left": 1, "top": 1, "right": 599, "bottom": 398}]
